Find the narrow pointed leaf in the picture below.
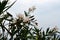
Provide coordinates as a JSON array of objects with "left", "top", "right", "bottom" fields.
[
  {"left": 2, "top": 0, "right": 17, "bottom": 13},
  {"left": 24, "top": 11, "right": 28, "bottom": 16}
]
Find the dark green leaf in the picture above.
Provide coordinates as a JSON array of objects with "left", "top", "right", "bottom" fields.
[
  {"left": 0, "top": 18, "right": 4, "bottom": 23},
  {"left": 24, "top": 11, "right": 28, "bottom": 16},
  {"left": 2, "top": 0, "right": 8, "bottom": 7},
  {"left": 31, "top": 18, "right": 35, "bottom": 21},
  {"left": 29, "top": 15, "right": 34, "bottom": 18},
  {"left": 2, "top": 0, "right": 17, "bottom": 13},
  {"left": 43, "top": 31, "right": 45, "bottom": 36},
  {"left": 46, "top": 28, "right": 50, "bottom": 35},
  {"left": 7, "top": 12, "right": 12, "bottom": 17}
]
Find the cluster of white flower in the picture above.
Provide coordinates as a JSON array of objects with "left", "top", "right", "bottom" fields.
[
  {"left": 17, "top": 13, "right": 30, "bottom": 23},
  {"left": 16, "top": 13, "right": 38, "bottom": 26},
  {"left": 28, "top": 6, "right": 36, "bottom": 12},
  {"left": 13, "top": 6, "right": 38, "bottom": 26},
  {"left": 17, "top": 14, "right": 24, "bottom": 20},
  {"left": 50, "top": 26, "right": 59, "bottom": 32},
  {"left": 53, "top": 26, "right": 58, "bottom": 31}
]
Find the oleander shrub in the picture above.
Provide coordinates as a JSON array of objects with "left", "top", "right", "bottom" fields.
[{"left": 0, "top": 0, "right": 60, "bottom": 40}]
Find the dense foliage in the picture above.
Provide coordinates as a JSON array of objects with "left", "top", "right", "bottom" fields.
[{"left": 0, "top": 0, "right": 60, "bottom": 40}]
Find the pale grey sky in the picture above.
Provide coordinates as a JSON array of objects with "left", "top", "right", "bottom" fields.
[{"left": 8, "top": 0, "right": 60, "bottom": 30}]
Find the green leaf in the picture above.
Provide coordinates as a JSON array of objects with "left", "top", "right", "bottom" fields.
[
  {"left": 4, "top": 14, "right": 9, "bottom": 19},
  {"left": 0, "top": 0, "right": 8, "bottom": 14},
  {"left": 34, "top": 27, "right": 39, "bottom": 33},
  {"left": 2, "top": 0, "right": 17, "bottom": 13},
  {"left": 29, "top": 15, "right": 34, "bottom": 18},
  {"left": 46, "top": 28, "right": 50, "bottom": 35},
  {"left": 0, "top": 2, "right": 1, "bottom": 5},
  {"left": 43, "top": 31, "right": 45, "bottom": 36},
  {"left": 24, "top": 11, "right": 28, "bottom": 16},
  {"left": 7, "top": 12, "right": 12, "bottom": 17},
  {"left": 2, "top": 0, "right": 8, "bottom": 7},
  {"left": 31, "top": 18, "right": 35, "bottom": 21},
  {"left": 0, "top": 18, "right": 4, "bottom": 23}
]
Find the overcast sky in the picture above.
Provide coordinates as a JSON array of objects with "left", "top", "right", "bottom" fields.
[{"left": 8, "top": 0, "right": 60, "bottom": 30}]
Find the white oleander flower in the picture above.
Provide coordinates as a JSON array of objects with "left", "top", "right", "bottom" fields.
[
  {"left": 32, "top": 6, "right": 36, "bottom": 11},
  {"left": 23, "top": 17, "right": 30, "bottom": 23},
  {"left": 17, "top": 13, "right": 24, "bottom": 20},
  {"left": 29, "top": 8, "right": 32, "bottom": 12},
  {"left": 53, "top": 26, "right": 58, "bottom": 31},
  {"left": 28, "top": 6, "right": 36, "bottom": 12}
]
